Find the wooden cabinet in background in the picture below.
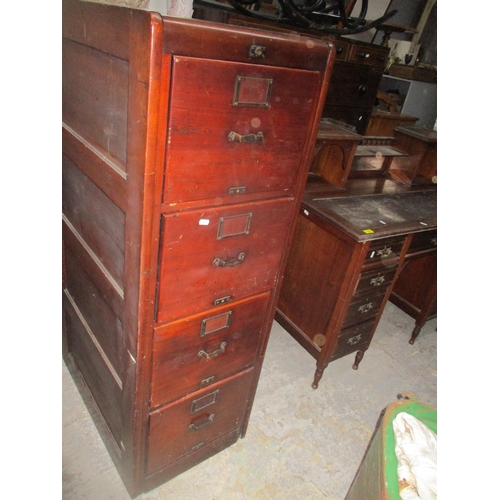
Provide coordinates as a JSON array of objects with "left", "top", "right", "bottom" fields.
[{"left": 62, "top": 1, "right": 334, "bottom": 496}]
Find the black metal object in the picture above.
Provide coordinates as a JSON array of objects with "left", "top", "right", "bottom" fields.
[{"left": 220, "top": 0, "right": 396, "bottom": 35}]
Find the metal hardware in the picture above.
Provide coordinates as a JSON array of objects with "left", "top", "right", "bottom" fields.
[
  {"left": 217, "top": 213, "right": 252, "bottom": 240},
  {"left": 376, "top": 247, "right": 393, "bottom": 257},
  {"left": 191, "top": 390, "right": 219, "bottom": 413},
  {"left": 233, "top": 76, "right": 273, "bottom": 107},
  {"left": 370, "top": 276, "right": 385, "bottom": 287},
  {"left": 200, "top": 311, "right": 232, "bottom": 338},
  {"left": 213, "top": 252, "right": 245, "bottom": 268},
  {"left": 347, "top": 334, "right": 362, "bottom": 345},
  {"left": 228, "top": 131, "right": 264, "bottom": 143},
  {"left": 249, "top": 44, "right": 266, "bottom": 58},
  {"left": 200, "top": 376, "right": 216, "bottom": 388},
  {"left": 229, "top": 186, "right": 247, "bottom": 195},
  {"left": 358, "top": 303, "right": 373, "bottom": 314},
  {"left": 189, "top": 414, "right": 215, "bottom": 431},
  {"left": 198, "top": 342, "right": 227, "bottom": 359},
  {"left": 214, "top": 296, "right": 231, "bottom": 306},
  {"left": 431, "top": 237, "right": 437, "bottom": 246}
]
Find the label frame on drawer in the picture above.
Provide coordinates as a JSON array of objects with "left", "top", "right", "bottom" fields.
[
  {"left": 200, "top": 311, "right": 233, "bottom": 337},
  {"left": 217, "top": 213, "right": 252, "bottom": 240},
  {"left": 233, "top": 76, "right": 273, "bottom": 107}
]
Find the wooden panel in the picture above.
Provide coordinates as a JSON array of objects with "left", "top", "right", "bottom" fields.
[
  {"left": 164, "top": 56, "right": 321, "bottom": 204},
  {"left": 277, "top": 213, "right": 354, "bottom": 342},
  {"left": 151, "top": 293, "right": 270, "bottom": 407},
  {"left": 62, "top": 38, "right": 129, "bottom": 170},
  {"left": 156, "top": 197, "right": 295, "bottom": 323},
  {"left": 147, "top": 368, "right": 254, "bottom": 475},
  {"left": 65, "top": 246, "right": 125, "bottom": 378},
  {"left": 331, "top": 320, "right": 375, "bottom": 360},
  {"left": 63, "top": 154, "right": 125, "bottom": 289},
  {"left": 64, "top": 300, "right": 122, "bottom": 444},
  {"left": 342, "top": 291, "right": 386, "bottom": 328}
]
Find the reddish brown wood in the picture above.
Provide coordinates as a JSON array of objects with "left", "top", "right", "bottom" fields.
[{"left": 62, "top": 0, "right": 334, "bottom": 496}]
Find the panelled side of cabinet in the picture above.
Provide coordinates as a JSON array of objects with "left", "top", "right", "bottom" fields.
[{"left": 63, "top": 1, "right": 334, "bottom": 496}]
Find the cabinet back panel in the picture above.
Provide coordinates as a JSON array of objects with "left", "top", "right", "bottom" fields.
[{"left": 63, "top": 154, "right": 125, "bottom": 289}]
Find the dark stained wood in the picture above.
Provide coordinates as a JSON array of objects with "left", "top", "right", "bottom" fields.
[{"left": 62, "top": 0, "right": 334, "bottom": 496}]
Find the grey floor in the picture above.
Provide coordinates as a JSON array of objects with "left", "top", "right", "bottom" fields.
[{"left": 62, "top": 302, "right": 437, "bottom": 500}]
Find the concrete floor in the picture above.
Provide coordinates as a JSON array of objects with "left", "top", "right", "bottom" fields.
[{"left": 62, "top": 302, "right": 437, "bottom": 500}]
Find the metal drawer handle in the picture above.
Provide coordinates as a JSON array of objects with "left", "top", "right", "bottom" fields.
[
  {"left": 370, "top": 276, "right": 385, "bottom": 287},
  {"left": 228, "top": 131, "right": 264, "bottom": 143},
  {"left": 198, "top": 342, "right": 227, "bottom": 359},
  {"left": 189, "top": 414, "right": 215, "bottom": 431},
  {"left": 213, "top": 253, "right": 245, "bottom": 268},
  {"left": 431, "top": 237, "right": 437, "bottom": 246},
  {"left": 376, "top": 247, "right": 393, "bottom": 257},
  {"left": 358, "top": 303, "right": 373, "bottom": 314},
  {"left": 347, "top": 334, "right": 362, "bottom": 345}
]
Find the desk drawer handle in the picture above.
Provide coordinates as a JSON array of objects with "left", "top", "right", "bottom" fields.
[
  {"left": 347, "top": 334, "right": 362, "bottom": 345},
  {"left": 213, "top": 253, "right": 245, "bottom": 268},
  {"left": 376, "top": 247, "right": 393, "bottom": 257},
  {"left": 198, "top": 342, "right": 227, "bottom": 359},
  {"left": 358, "top": 303, "right": 374, "bottom": 314},
  {"left": 431, "top": 237, "right": 437, "bottom": 246},
  {"left": 228, "top": 131, "right": 264, "bottom": 143},
  {"left": 370, "top": 276, "right": 385, "bottom": 287},
  {"left": 189, "top": 414, "right": 215, "bottom": 431}
]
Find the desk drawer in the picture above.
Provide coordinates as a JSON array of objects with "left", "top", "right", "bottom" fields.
[
  {"left": 347, "top": 45, "right": 387, "bottom": 68},
  {"left": 164, "top": 56, "right": 321, "bottom": 204},
  {"left": 146, "top": 368, "right": 254, "bottom": 475},
  {"left": 156, "top": 197, "right": 294, "bottom": 323},
  {"left": 354, "top": 266, "right": 397, "bottom": 297},
  {"left": 151, "top": 293, "right": 270, "bottom": 407},
  {"left": 332, "top": 320, "right": 375, "bottom": 360},
  {"left": 343, "top": 292, "right": 386, "bottom": 328},
  {"left": 363, "top": 236, "right": 407, "bottom": 268},
  {"left": 407, "top": 229, "right": 437, "bottom": 257}
]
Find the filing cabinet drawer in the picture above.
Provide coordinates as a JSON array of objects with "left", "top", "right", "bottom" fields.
[
  {"left": 146, "top": 368, "right": 254, "bottom": 475},
  {"left": 156, "top": 197, "right": 295, "bottom": 323},
  {"left": 164, "top": 56, "right": 321, "bottom": 204},
  {"left": 151, "top": 293, "right": 270, "bottom": 407},
  {"left": 354, "top": 266, "right": 398, "bottom": 297},
  {"left": 332, "top": 320, "right": 375, "bottom": 360},
  {"left": 343, "top": 291, "right": 386, "bottom": 328},
  {"left": 363, "top": 236, "right": 407, "bottom": 268}
]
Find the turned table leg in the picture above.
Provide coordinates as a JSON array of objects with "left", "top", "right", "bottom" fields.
[
  {"left": 352, "top": 350, "right": 365, "bottom": 370},
  {"left": 312, "top": 367, "right": 324, "bottom": 389},
  {"left": 409, "top": 323, "right": 422, "bottom": 345}
]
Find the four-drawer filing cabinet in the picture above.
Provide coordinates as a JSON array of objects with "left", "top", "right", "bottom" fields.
[{"left": 62, "top": 0, "right": 334, "bottom": 496}]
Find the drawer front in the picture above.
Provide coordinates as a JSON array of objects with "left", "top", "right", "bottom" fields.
[
  {"left": 333, "top": 39, "right": 350, "bottom": 61},
  {"left": 156, "top": 197, "right": 295, "bottom": 323},
  {"left": 147, "top": 368, "right": 254, "bottom": 475},
  {"left": 347, "top": 45, "right": 388, "bottom": 68},
  {"left": 343, "top": 292, "right": 386, "bottom": 328},
  {"left": 332, "top": 319, "right": 375, "bottom": 360},
  {"left": 151, "top": 293, "right": 270, "bottom": 407},
  {"left": 363, "top": 236, "right": 407, "bottom": 268},
  {"left": 354, "top": 266, "right": 398, "bottom": 297},
  {"left": 407, "top": 229, "right": 437, "bottom": 256},
  {"left": 164, "top": 56, "right": 321, "bottom": 204}
]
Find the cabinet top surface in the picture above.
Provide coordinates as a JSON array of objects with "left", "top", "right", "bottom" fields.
[{"left": 303, "top": 188, "right": 437, "bottom": 241}]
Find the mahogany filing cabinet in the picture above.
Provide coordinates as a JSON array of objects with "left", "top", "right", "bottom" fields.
[{"left": 62, "top": 0, "right": 334, "bottom": 496}]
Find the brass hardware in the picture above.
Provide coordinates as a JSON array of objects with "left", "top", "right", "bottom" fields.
[
  {"left": 358, "top": 303, "right": 373, "bottom": 314},
  {"left": 229, "top": 186, "right": 247, "bottom": 195},
  {"left": 347, "top": 334, "right": 362, "bottom": 345},
  {"left": 217, "top": 213, "right": 252, "bottom": 240},
  {"left": 214, "top": 296, "right": 231, "bottom": 306},
  {"left": 213, "top": 252, "right": 245, "bottom": 268},
  {"left": 431, "top": 237, "right": 437, "bottom": 246},
  {"left": 249, "top": 44, "right": 266, "bottom": 58},
  {"left": 191, "top": 390, "right": 219, "bottom": 413},
  {"left": 200, "top": 311, "right": 232, "bottom": 337},
  {"left": 370, "top": 276, "right": 385, "bottom": 287},
  {"left": 189, "top": 414, "right": 215, "bottom": 431},
  {"left": 233, "top": 76, "right": 273, "bottom": 107},
  {"left": 198, "top": 342, "right": 227, "bottom": 359},
  {"left": 376, "top": 247, "right": 393, "bottom": 257},
  {"left": 200, "top": 376, "right": 216, "bottom": 388},
  {"left": 228, "top": 131, "right": 264, "bottom": 143}
]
